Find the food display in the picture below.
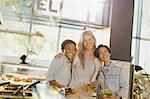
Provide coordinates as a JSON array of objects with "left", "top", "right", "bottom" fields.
[
  {"left": 2, "top": 73, "right": 33, "bottom": 84},
  {"left": 11, "top": 76, "right": 32, "bottom": 83}
]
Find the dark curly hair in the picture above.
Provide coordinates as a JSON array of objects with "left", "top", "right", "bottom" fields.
[{"left": 61, "top": 39, "right": 76, "bottom": 52}]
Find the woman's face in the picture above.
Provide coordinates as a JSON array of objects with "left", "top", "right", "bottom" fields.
[
  {"left": 99, "top": 47, "right": 111, "bottom": 62},
  {"left": 64, "top": 43, "right": 76, "bottom": 61},
  {"left": 83, "top": 34, "right": 95, "bottom": 50}
]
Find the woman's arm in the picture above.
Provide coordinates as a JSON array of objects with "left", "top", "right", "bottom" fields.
[
  {"left": 49, "top": 80, "right": 65, "bottom": 88},
  {"left": 46, "top": 58, "right": 63, "bottom": 84},
  {"left": 91, "top": 58, "right": 101, "bottom": 82},
  {"left": 54, "top": 53, "right": 63, "bottom": 58}
]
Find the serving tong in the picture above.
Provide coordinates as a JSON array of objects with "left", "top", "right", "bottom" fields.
[
  {"left": 0, "top": 81, "right": 10, "bottom": 86},
  {"left": 13, "top": 80, "right": 40, "bottom": 95}
]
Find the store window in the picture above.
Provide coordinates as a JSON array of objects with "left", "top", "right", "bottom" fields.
[
  {"left": 132, "top": 0, "right": 150, "bottom": 73},
  {"left": 139, "top": 40, "right": 150, "bottom": 72},
  {"left": 62, "top": 0, "right": 105, "bottom": 24},
  {"left": 141, "top": 0, "right": 150, "bottom": 39},
  {"left": 0, "top": 0, "right": 111, "bottom": 67}
]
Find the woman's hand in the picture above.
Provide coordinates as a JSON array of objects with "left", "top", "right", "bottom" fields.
[
  {"left": 58, "top": 84, "right": 66, "bottom": 88},
  {"left": 54, "top": 53, "right": 63, "bottom": 58},
  {"left": 49, "top": 80, "right": 65, "bottom": 88},
  {"left": 83, "top": 83, "right": 93, "bottom": 92}
]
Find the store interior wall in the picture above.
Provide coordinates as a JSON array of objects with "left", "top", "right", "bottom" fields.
[{"left": 110, "top": 0, "right": 134, "bottom": 62}]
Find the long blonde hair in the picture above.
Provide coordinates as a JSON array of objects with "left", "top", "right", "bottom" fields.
[{"left": 78, "top": 30, "right": 96, "bottom": 69}]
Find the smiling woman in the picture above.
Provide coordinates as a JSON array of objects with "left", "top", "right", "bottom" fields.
[
  {"left": 95, "top": 45, "right": 129, "bottom": 98},
  {"left": 67, "top": 31, "right": 101, "bottom": 99},
  {"left": 46, "top": 39, "right": 76, "bottom": 88}
]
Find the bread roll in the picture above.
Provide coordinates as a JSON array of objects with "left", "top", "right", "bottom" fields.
[
  {"left": 22, "top": 78, "right": 26, "bottom": 82},
  {"left": 26, "top": 77, "right": 32, "bottom": 82},
  {"left": 14, "top": 77, "right": 21, "bottom": 82}
]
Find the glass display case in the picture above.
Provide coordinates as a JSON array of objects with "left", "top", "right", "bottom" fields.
[
  {"left": 0, "top": 63, "right": 67, "bottom": 99},
  {"left": 0, "top": 62, "right": 48, "bottom": 82}
]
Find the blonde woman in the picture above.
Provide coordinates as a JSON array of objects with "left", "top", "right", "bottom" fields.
[{"left": 69, "top": 31, "right": 101, "bottom": 92}]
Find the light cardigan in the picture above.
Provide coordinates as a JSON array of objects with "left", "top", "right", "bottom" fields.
[
  {"left": 46, "top": 55, "right": 71, "bottom": 86},
  {"left": 72, "top": 55, "right": 101, "bottom": 82}
]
